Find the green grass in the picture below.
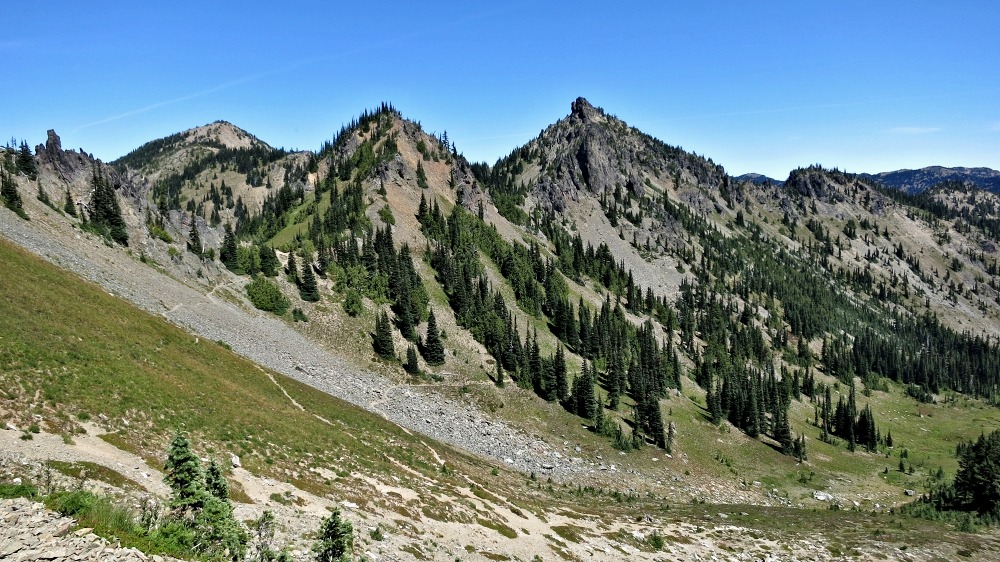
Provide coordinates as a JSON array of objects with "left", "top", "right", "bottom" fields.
[
  {"left": 44, "top": 489, "right": 195, "bottom": 558},
  {"left": 46, "top": 460, "right": 144, "bottom": 492},
  {"left": 0, "top": 237, "right": 448, "bottom": 489},
  {"left": 3, "top": 236, "right": 1000, "bottom": 559}
]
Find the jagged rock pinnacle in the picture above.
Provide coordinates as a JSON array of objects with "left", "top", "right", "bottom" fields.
[
  {"left": 571, "top": 97, "right": 600, "bottom": 121},
  {"left": 45, "top": 129, "right": 62, "bottom": 153}
]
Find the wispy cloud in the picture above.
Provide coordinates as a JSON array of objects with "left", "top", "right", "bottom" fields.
[
  {"left": 887, "top": 126, "right": 941, "bottom": 134},
  {"left": 68, "top": 4, "right": 513, "bottom": 135},
  {"left": 68, "top": 68, "right": 292, "bottom": 134}
]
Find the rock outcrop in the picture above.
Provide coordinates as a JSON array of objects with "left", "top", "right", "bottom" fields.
[{"left": 0, "top": 498, "right": 183, "bottom": 562}]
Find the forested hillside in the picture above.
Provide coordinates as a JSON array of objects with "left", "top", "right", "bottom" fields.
[{"left": 4, "top": 97, "right": 1000, "bottom": 560}]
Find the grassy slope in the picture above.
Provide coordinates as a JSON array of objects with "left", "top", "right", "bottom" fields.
[
  {"left": 4, "top": 219, "right": 1000, "bottom": 558},
  {"left": 244, "top": 156, "right": 1000, "bottom": 512},
  {"left": 0, "top": 236, "right": 463, "bottom": 489}
]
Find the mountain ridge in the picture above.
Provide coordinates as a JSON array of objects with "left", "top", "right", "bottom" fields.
[{"left": 3, "top": 97, "right": 1000, "bottom": 560}]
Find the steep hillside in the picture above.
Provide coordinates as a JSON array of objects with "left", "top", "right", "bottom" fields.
[
  {"left": 3, "top": 207, "right": 1000, "bottom": 561},
  {"left": 113, "top": 121, "right": 314, "bottom": 249},
  {"left": 4, "top": 97, "right": 1000, "bottom": 559}
]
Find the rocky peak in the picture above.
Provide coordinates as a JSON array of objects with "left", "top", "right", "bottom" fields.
[
  {"left": 183, "top": 121, "right": 265, "bottom": 151},
  {"left": 35, "top": 129, "right": 89, "bottom": 181},
  {"left": 45, "top": 129, "right": 62, "bottom": 153},
  {"left": 570, "top": 97, "right": 603, "bottom": 122}
]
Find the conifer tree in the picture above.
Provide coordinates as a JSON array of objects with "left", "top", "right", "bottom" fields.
[
  {"left": 416, "top": 161, "right": 429, "bottom": 190},
  {"left": 285, "top": 250, "right": 298, "bottom": 284},
  {"left": 259, "top": 245, "right": 280, "bottom": 277},
  {"left": 643, "top": 396, "right": 667, "bottom": 448},
  {"left": 774, "top": 403, "right": 793, "bottom": 455},
  {"left": 529, "top": 329, "right": 543, "bottom": 394},
  {"left": 88, "top": 168, "right": 128, "bottom": 245},
  {"left": 422, "top": 308, "right": 445, "bottom": 365},
  {"left": 404, "top": 345, "right": 419, "bottom": 374},
  {"left": 417, "top": 192, "right": 428, "bottom": 221},
  {"left": 373, "top": 311, "right": 395, "bottom": 360},
  {"left": 573, "top": 361, "right": 597, "bottom": 421},
  {"left": 495, "top": 360, "right": 505, "bottom": 388},
  {"left": 16, "top": 141, "right": 36, "bottom": 179},
  {"left": 220, "top": 223, "right": 238, "bottom": 269},
  {"left": 312, "top": 508, "right": 353, "bottom": 562},
  {"left": 196, "top": 495, "right": 247, "bottom": 561},
  {"left": 205, "top": 459, "right": 229, "bottom": 501},
  {"left": 554, "top": 345, "right": 569, "bottom": 403},
  {"left": 188, "top": 213, "right": 202, "bottom": 256},
  {"left": 163, "top": 432, "right": 246, "bottom": 558},
  {"left": 63, "top": 189, "right": 77, "bottom": 217},
  {"left": 299, "top": 260, "right": 320, "bottom": 302},
  {"left": 1, "top": 168, "right": 26, "bottom": 219},
  {"left": 164, "top": 431, "right": 205, "bottom": 513},
  {"left": 793, "top": 433, "right": 807, "bottom": 462}
]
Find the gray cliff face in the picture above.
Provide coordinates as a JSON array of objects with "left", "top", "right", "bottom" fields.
[{"left": 521, "top": 98, "right": 728, "bottom": 213}]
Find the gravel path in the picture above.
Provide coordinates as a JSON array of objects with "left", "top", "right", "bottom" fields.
[{"left": 0, "top": 205, "right": 568, "bottom": 478}]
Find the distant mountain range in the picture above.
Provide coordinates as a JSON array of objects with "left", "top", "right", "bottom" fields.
[
  {"left": 737, "top": 166, "right": 1000, "bottom": 194},
  {"left": 734, "top": 173, "right": 783, "bottom": 187},
  {"left": 861, "top": 166, "right": 1000, "bottom": 194}
]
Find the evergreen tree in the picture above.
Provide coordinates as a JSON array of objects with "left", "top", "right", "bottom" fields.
[
  {"left": 259, "top": 245, "right": 280, "bottom": 277},
  {"left": 643, "top": 396, "right": 667, "bottom": 448},
  {"left": 188, "top": 213, "right": 202, "bottom": 256},
  {"left": 422, "top": 308, "right": 445, "bottom": 365},
  {"left": 63, "top": 189, "right": 77, "bottom": 217},
  {"left": 373, "top": 311, "right": 395, "bottom": 360},
  {"left": 163, "top": 431, "right": 205, "bottom": 513},
  {"left": 220, "top": 223, "right": 238, "bottom": 269},
  {"left": 312, "top": 508, "right": 353, "bottom": 562},
  {"left": 416, "top": 161, "right": 429, "bottom": 189},
  {"left": 573, "top": 362, "right": 597, "bottom": 421},
  {"left": 0, "top": 168, "right": 26, "bottom": 219},
  {"left": 953, "top": 430, "right": 1000, "bottom": 516},
  {"left": 36, "top": 184, "right": 51, "bottom": 207},
  {"left": 16, "top": 141, "right": 36, "bottom": 179},
  {"left": 285, "top": 250, "right": 299, "bottom": 284},
  {"left": 195, "top": 492, "right": 247, "bottom": 561},
  {"left": 88, "top": 168, "right": 128, "bottom": 245},
  {"left": 417, "top": 192, "right": 428, "bottom": 220},
  {"left": 163, "top": 432, "right": 246, "bottom": 559},
  {"left": 529, "top": 329, "right": 543, "bottom": 394},
  {"left": 774, "top": 403, "right": 793, "bottom": 455},
  {"left": 404, "top": 345, "right": 420, "bottom": 374},
  {"left": 299, "top": 260, "right": 320, "bottom": 302},
  {"left": 793, "top": 433, "right": 807, "bottom": 462},
  {"left": 554, "top": 345, "right": 569, "bottom": 403},
  {"left": 495, "top": 360, "right": 505, "bottom": 388},
  {"left": 205, "top": 459, "right": 229, "bottom": 501}
]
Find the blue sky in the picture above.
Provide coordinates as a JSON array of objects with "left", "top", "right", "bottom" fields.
[{"left": 4, "top": 1, "right": 998, "bottom": 178}]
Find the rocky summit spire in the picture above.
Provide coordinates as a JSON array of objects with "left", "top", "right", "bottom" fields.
[
  {"left": 570, "top": 97, "right": 601, "bottom": 121},
  {"left": 45, "top": 129, "right": 62, "bottom": 153}
]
